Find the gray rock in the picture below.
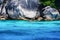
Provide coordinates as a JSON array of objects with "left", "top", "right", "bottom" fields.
[
  {"left": 6, "top": 0, "right": 39, "bottom": 19},
  {"left": 43, "top": 6, "right": 60, "bottom": 20}
]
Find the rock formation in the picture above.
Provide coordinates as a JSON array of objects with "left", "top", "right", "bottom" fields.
[
  {"left": 0, "top": 0, "right": 39, "bottom": 20},
  {"left": 43, "top": 6, "right": 60, "bottom": 20}
]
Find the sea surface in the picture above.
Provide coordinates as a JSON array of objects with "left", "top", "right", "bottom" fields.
[{"left": 0, "top": 20, "right": 60, "bottom": 40}]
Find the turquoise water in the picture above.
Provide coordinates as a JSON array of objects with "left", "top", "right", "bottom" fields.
[{"left": 0, "top": 20, "right": 60, "bottom": 40}]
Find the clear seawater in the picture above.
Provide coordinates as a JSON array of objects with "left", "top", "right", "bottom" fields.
[{"left": 0, "top": 20, "right": 60, "bottom": 40}]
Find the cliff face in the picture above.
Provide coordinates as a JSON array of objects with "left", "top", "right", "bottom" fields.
[{"left": 0, "top": 0, "right": 39, "bottom": 19}]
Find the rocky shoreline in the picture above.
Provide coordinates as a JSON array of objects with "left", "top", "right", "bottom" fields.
[
  {"left": 0, "top": 15, "right": 60, "bottom": 21},
  {"left": 0, "top": 0, "right": 60, "bottom": 21}
]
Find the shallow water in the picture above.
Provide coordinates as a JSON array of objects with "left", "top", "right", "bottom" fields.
[{"left": 0, "top": 20, "right": 60, "bottom": 40}]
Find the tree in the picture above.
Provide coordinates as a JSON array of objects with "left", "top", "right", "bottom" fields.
[{"left": 39, "top": 0, "right": 56, "bottom": 8}]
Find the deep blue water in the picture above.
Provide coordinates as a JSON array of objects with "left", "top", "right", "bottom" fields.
[{"left": 0, "top": 20, "right": 60, "bottom": 40}]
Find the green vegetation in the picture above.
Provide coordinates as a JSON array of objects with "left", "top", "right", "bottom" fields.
[{"left": 39, "top": 0, "right": 57, "bottom": 8}]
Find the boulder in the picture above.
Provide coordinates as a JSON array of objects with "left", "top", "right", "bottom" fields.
[
  {"left": 6, "top": 0, "right": 39, "bottom": 19},
  {"left": 43, "top": 6, "right": 60, "bottom": 20}
]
